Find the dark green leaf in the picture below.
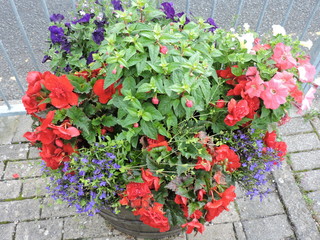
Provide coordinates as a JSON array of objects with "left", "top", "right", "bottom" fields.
[{"left": 140, "top": 120, "right": 157, "bottom": 139}]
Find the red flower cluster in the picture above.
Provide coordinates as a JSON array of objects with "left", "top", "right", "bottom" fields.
[
  {"left": 204, "top": 185, "right": 236, "bottom": 221},
  {"left": 93, "top": 79, "right": 122, "bottom": 104},
  {"left": 263, "top": 131, "right": 287, "bottom": 160},
  {"left": 24, "top": 111, "right": 79, "bottom": 169},
  {"left": 119, "top": 169, "right": 170, "bottom": 232},
  {"left": 146, "top": 134, "right": 172, "bottom": 152}
]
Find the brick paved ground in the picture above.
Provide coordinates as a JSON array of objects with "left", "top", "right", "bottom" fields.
[{"left": 1, "top": 107, "right": 320, "bottom": 240}]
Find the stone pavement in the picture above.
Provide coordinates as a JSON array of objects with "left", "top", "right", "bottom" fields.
[{"left": 0, "top": 103, "right": 320, "bottom": 240}]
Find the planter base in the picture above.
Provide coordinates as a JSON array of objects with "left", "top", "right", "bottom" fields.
[{"left": 99, "top": 207, "right": 182, "bottom": 239}]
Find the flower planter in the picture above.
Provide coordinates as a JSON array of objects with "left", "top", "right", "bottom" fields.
[{"left": 99, "top": 207, "right": 182, "bottom": 239}]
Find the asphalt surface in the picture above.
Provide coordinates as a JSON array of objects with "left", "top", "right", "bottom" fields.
[{"left": 0, "top": 0, "right": 320, "bottom": 101}]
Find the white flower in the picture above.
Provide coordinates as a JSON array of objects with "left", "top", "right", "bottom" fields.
[
  {"left": 230, "top": 28, "right": 235, "bottom": 33},
  {"left": 236, "top": 33, "right": 255, "bottom": 53},
  {"left": 272, "top": 25, "right": 286, "bottom": 36},
  {"left": 243, "top": 23, "right": 250, "bottom": 31},
  {"left": 314, "top": 77, "right": 320, "bottom": 86},
  {"left": 79, "top": 10, "right": 86, "bottom": 16},
  {"left": 299, "top": 39, "right": 313, "bottom": 50}
]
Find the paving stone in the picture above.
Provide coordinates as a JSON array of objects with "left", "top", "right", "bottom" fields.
[
  {"left": 237, "top": 192, "right": 285, "bottom": 220},
  {"left": 310, "top": 117, "right": 320, "bottom": 134},
  {"left": 188, "top": 223, "right": 236, "bottom": 240},
  {"left": 28, "top": 146, "right": 40, "bottom": 159},
  {"left": 12, "top": 115, "right": 33, "bottom": 143},
  {"left": 15, "top": 219, "right": 63, "bottom": 240},
  {"left": 211, "top": 202, "right": 239, "bottom": 224},
  {"left": 63, "top": 215, "right": 112, "bottom": 239},
  {"left": 0, "top": 144, "right": 29, "bottom": 161},
  {"left": 242, "top": 215, "right": 294, "bottom": 240},
  {"left": 297, "top": 169, "right": 320, "bottom": 191},
  {"left": 41, "top": 197, "right": 76, "bottom": 218},
  {"left": 0, "top": 116, "right": 20, "bottom": 144},
  {"left": 0, "top": 161, "right": 4, "bottom": 179},
  {"left": 4, "top": 159, "right": 43, "bottom": 179},
  {"left": 235, "top": 180, "right": 276, "bottom": 199},
  {"left": 0, "top": 223, "right": 15, "bottom": 240},
  {"left": 233, "top": 222, "right": 246, "bottom": 240},
  {"left": 307, "top": 190, "right": 320, "bottom": 214},
  {"left": 0, "top": 179, "right": 21, "bottom": 199},
  {"left": 273, "top": 161, "right": 320, "bottom": 239},
  {"left": 22, "top": 177, "right": 48, "bottom": 198},
  {"left": 278, "top": 117, "right": 313, "bottom": 135},
  {"left": 0, "top": 199, "right": 40, "bottom": 222},
  {"left": 282, "top": 133, "right": 320, "bottom": 153},
  {"left": 289, "top": 150, "right": 320, "bottom": 171}
]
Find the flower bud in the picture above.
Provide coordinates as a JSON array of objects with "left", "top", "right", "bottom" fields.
[
  {"left": 112, "top": 68, "right": 117, "bottom": 74},
  {"left": 133, "top": 123, "right": 139, "bottom": 128},
  {"left": 216, "top": 99, "right": 225, "bottom": 108},
  {"left": 120, "top": 64, "right": 124, "bottom": 69},
  {"left": 152, "top": 96, "right": 159, "bottom": 105},
  {"left": 160, "top": 45, "right": 168, "bottom": 54},
  {"left": 186, "top": 100, "right": 193, "bottom": 108}
]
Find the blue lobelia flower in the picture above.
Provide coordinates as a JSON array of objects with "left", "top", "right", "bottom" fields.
[
  {"left": 50, "top": 13, "right": 64, "bottom": 23},
  {"left": 111, "top": 0, "right": 124, "bottom": 11}
]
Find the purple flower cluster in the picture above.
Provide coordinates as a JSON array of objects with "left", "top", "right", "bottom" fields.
[
  {"left": 231, "top": 129, "right": 281, "bottom": 201},
  {"left": 44, "top": 152, "right": 124, "bottom": 216},
  {"left": 160, "top": 2, "right": 190, "bottom": 24},
  {"left": 111, "top": 0, "right": 124, "bottom": 11}
]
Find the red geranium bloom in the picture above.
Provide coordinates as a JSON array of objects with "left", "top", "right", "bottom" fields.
[
  {"left": 146, "top": 134, "right": 172, "bottom": 152},
  {"left": 93, "top": 79, "right": 122, "bottom": 104},
  {"left": 174, "top": 194, "right": 188, "bottom": 206},
  {"left": 205, "top": 185, "right": 236, "bottom": 221},
  {"left": 40, "top": 143, "right": 76, "bottom": 169},
  {"left": 227, "top": 79, "right": 247, "bottom": 96},
  {"left": 50, "top": 121, "right": 80, "bottom": 140},
  {"left": 243, "top": 95, "right": 260, "bottom": 119},
  {"left": 43, "top": 72, "right": 78, "bottom": 109},
  {"left": 194, "top": 157, "right": 211, "bottom": 171},
  {"left": 216, "top": 67, "right": 235, "bottom": 79},
  {"left": 213, "top": 145, "right": 241, "bottom": 172},
  {"left": 224, "top": 99, "right": 249, "bottom": 126},
  {"left": 263, "top": 131, "right": 287, "bottom": 160},
  {"left": 197, "top": 189, "right": 206, "bottom": 201},
  {"left": 119, "top": 182, "right": 153, "bottom": 209},
  {"left": 141, "top": 168, "right": 160, "bottom": 191},
  {"left": 22, "top": 94, "right": 47, "bottom": 114},
  {"left": 135, "top": 203, "right": 170, "bottom": 232},
  {"left": 181, "top": 218, "right": 205, "bottom": 234},
  {"left": 26, "top": 71, "right": 45, "bottom": 95}
]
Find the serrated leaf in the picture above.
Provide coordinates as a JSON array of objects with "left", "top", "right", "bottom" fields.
[
  {"left": 66, "top": 107, "right": 91, "bottom": 135},
  {"left": 101, "top": 115, "right": 116, "bottom": 127}
]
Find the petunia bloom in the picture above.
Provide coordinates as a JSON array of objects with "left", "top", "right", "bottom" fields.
[
  {"left": 297, "top": 58, "right": 316, "bottom": 83},
  {"left": 92, "top": 27, "right": 105, "bottom": 45},
  {"left": 161, "top": 2, "right": 175, "bottom": 19},
  {"left": 271, "top": 42, "right": 297, "bottom": 70},
  {"left": 48, "top": 26, "right": 65, "bottom": 44},
  {"left": 111, "top": 0, "right": 124, "bottom": 11},
  {"left": 244, "top": 67, "right": 264, "bottom": 98},
  {"left": 206, "top": 18, "right": 218, "bottom": 32},
  {"left": 50, "top": 13, "right": 64, "bottom": 23},
  {"left": 260, "top": 79, "right": 289, "bottom": 109}
]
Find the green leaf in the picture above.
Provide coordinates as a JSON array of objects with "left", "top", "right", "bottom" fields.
[
  {"left": 261, "top": 107, "right": 271, "bottom": 118},
  {"left": 143, "top": 103, "right": 164, "bottom": 121},
  {"left": 137, "top": 83, "right": 152, "bottom": 93},
  {"left": 125, "top": 46, "right": 137, "bottom": 61},
  {"left": 148, "top": 44, "right": 159, "bottom": 64},
  {"left": 141, "top": 111, "right": 153, "bottom": 121},
  {"left": 101, "top": 115, "right": 116, "bottom": 127},
  {"left": 119, "top": 114, "right": 140, "bottom": 127},
  {"left": 66, "top": 107, "right": 91, "bottom": 135},
  {"left": 166, "top": 113, "right": 178, "bottom": 128},
  {"left": 140, "top": 120, "right": 158, "bottom": 139}
]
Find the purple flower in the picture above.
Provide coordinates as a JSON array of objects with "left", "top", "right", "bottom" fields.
[
  {"left": 176, "top": 12, "right": 190, "bottom": 24},
  {"left": 206, "top": 18, "right": 218, "bottom": 32},
  {"left": 106, "top": 153, "right": 116, "bottom": 159},
  {"left": 50, "top": 13, "right": 65, "bottom": 23},
  {"left": 72, "top": 13, "right": 91, "bottom": 24},
  {"left": 92, "top": 28, "right": 105, "bottom": 45},
  {"left": 64, "top": 65, "right": 72, "bottom": 72},
  {"left": 48, "top": 26, "right": 65, "bottom": 44},
  {"left": 42, "top": 55, "right": 52, "bottom": 63},
  {"left": 79, "top": 170, "right": 85, "bottom": 176},
  {"left": 111, "top": 0, "right": 124, "bottom": 11},
  {"left": 161, "top": 2, "right": 175, "bottom": 19},
  {"left": 113, "top": 163, "right": 121, "bottom": 169}
]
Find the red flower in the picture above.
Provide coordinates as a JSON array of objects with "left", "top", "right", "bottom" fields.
[
  {"left": 194, "top": 157, "right": 211, "bottom": 171},
  {"left": 216, "top": 67, "right": 235, "bottom": 79},
  {"left": 12, "top": 173, "right": 20, "bottom": 179},
  {"left": 43, "top": 72, "right": 78, "bottom": 109},
  {"left": 119, "top": 182, "right": 153, "bottom": 209},
  {"left": 174, "top": 194, "right": 188, "bottom": 206},
  {"left": 181, "top": 218, "right": 205, "bottom": 234},
  {"left": 141, "top": 168, "right": 160, "bottom": 191},
  {"left": 243, "top": 95, "right": 260, "bottom": 119},
  {"left": 197, "top": 189, "right": 206, "bottom": 201},
  {"left": 40, "top": 143, "right": 76, "bottom": 169},
  {"left": 227, "top": 79, "right": 247, "bottom": 96},
  {"left": 22, "top": 94, "right": 47, "bottom": 114},
  {"left": 50, "top": 121, "right": 80, "bottom": 140},
  {"left": 146, "top": 134, "right": 172, "bottom": 152},
  {"left": 263, "top": 131, "right": 287, "bottom": 160},
  {"left": 224, "top": 99, "right": 249, "bottom": 126},
  {"left": 135, "top": 203, "right": 170, "bottom": 232},
  {"left": 205, "top": 185, "right": 236, "bottom": 221},
  {"left": 213, "top": 145, "right": 241, "bottom": 172},
  {"left": 26, "top": 71, "right": 45, "bottom": 95},
  {"left": 93, "top": 79, "right": 122, "bottom": 104}
]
